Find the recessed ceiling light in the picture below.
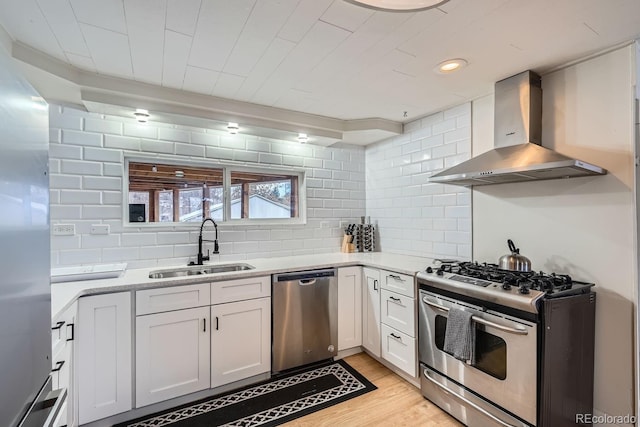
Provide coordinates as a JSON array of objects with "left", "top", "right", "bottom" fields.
[
  {"left": 227, "top": 122, "right": 239, "bottom": 134},
  {"left": 435, "top": 58, "right": 468, "bottom": 74},
  {"left": 347, "top": 0, "right": 449, "bottom": 12},
  {"left": 134, "top": 108, "right": 149, "bottom": 123},
  {"left": 297, "top": 133, "right": 309, "bottom": 143},
  {"left": 175, "top": 170, "right": 184, "bottom": 178}
]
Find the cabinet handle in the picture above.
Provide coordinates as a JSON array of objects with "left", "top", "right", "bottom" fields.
[
  {"left": 203, "top": 318, "right": 206, "bottom": 332},
  {"left": 373, "top": 279, "right": 378, "bottom": 291},
  {"left": 388, "top": 274, "right": 404, "bottom": 282},
  {"left": 390, "top": 333, "right": 402, "bottom": 341},
  {"left": 216, "top": 317, "right": 219, "bottom": 330},
  {"left": 51, "top": 360, "right": 65, "bottom": 372},
  {"left": 389, "top": 296, "right": 401, "bottom": 303},
  {"left": 66, "top": 323, "right": 74, "bottom": 341},
  {"left": 51, "top": 321, "right": 65, "bottom": 330}
]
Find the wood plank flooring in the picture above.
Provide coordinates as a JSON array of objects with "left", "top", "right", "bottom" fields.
[{"left": 283, "top": 352, "right": 463, "bottom": 426}]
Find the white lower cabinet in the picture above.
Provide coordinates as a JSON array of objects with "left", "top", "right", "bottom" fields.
[
  {"left": 77, "top": 292, "right": 132, "bottom": 425},
  {"left": 380, "top": 323, "right": 416, "bottom": 376},
  {"left": 362, "top": 267, "right": 381, "bottom": 357},
  {"left": 136, "top": 307, "right": 211, "bottom": 407},
  {"left": 51, "top": 301, "right": 76, "bottom": 427},
  {"left": 211, "top": 297, "right": 271, "bottom": 388},
  {"left": 337, "top": 267, "right": 362, "bottom": 351}
]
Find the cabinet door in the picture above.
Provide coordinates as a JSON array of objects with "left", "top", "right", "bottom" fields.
[
  {"left": 77, "top": 292, "right": 132, "bottom": 425},
  {"left": 381, "top": 324, "right": 416, "bottom": 377},
  {"left": 51, "top": 302, "right": 77, "bottom": 427},
  {"left": 211, "top": 298, "right": 270, "bottom": 388},
  {"left": 338, "top": 267, "right": 362, "bottom": 351},
  {"left": 136, "top": 307, "right": 210, "bottom": 407},
  {"left": 362, "top": 267, "right": 381, "bottom": 358},
  {"left": 380, "top": 289, "right": 415, "bottom": 337}
]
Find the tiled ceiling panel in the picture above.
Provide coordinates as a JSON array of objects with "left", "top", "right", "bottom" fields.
[{"left": 1, "top": 0, "right": 640, "bottom": 124}]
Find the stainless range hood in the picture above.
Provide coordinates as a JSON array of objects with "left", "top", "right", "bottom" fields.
[{"left": 429, "top": 71, "right": 606, "bottom": 186}]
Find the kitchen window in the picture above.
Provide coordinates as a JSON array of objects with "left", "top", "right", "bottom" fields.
[{"left": 125, "top": 158, "right": 305, "bottom": 225}]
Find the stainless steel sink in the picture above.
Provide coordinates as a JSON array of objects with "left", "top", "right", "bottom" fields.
[{"left": 148, "top": 263, "right": 255, "bottom": 279}]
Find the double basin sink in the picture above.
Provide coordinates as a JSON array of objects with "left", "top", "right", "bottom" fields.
[{"left": 148, "top": 263, "right": 255, "bottom": 279}]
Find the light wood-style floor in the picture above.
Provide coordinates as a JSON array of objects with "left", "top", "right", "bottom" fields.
[{"left": 283, "top": 352, "right": 463, "bottom": 426}]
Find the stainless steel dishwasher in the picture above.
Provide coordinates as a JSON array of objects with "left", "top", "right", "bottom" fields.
[{"left": 272, "top": 268, "right": 338, "bottom": 373}]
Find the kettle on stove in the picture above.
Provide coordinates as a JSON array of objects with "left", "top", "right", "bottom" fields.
[{"left": 498, "top": 239, "right": 532, "bottom": 272}]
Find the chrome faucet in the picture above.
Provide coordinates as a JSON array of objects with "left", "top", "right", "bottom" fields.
[{"left": 189, "top": 217, "right": 219, "bottom": 265}]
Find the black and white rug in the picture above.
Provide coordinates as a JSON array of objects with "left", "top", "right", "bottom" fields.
[{"left": 119, "top": 359, "right": 376, "bottom": 427}]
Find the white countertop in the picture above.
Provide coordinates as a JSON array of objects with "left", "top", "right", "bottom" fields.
[{"left": 51, "top": 252, "right": 434, "bottom": 320}]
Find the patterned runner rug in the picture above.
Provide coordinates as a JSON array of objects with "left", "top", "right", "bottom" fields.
[{"left": 118, "top": 359, "right": 376, "bottom": 427}]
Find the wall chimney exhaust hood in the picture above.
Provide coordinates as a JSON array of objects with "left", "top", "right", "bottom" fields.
[{"left": 429, "top": 71, "right": 606, "bottom": 186}]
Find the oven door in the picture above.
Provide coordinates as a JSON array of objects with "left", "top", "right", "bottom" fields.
[{"left": 419, "top": 289, "right": 537, "bottom": 426}]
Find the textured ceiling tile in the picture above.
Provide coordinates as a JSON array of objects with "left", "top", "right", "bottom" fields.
[
  {"left": 187, "top": 0, "right": 255, "bottom": 71},
  {"left": 223, "top": 0, "right": 297, "bottom": 77},
  {"left": 277, "top": 0, "right": 332, "bottom": 43},
  {"left": 162, "top": 30, "right": 191, "bottom": 89},
  {"left": 37, "top": 0, "right": 90, "bottom": 57},
  {"left": 211, "top": 72, "right": 245, "bottom": 99},
  {"left": 124, "top": 0, "right": 166, "bottom": 84},
  {"left": 183, "top": 66, "right": 219, "bottom": 94},
  {"left": 166, "top": 0, "right": 201, "bottom": 36},
  {"left": 319, "top": 0, "right": 373, "bottom": 32},
  {"left": 70, "top": 0, "right": 127, "bottom": 34},
  {"left": 80, "top": 24, "right": 133, "bottom": 78},
  {"left": 65, "top": 52, "right": 96, "bottom": 72}
]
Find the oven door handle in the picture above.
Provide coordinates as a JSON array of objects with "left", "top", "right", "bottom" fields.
[
  {"left": 422, "top": 297, "right": 528, "bottom": 335},
  {"left": 423, "top": 369, "right": 518, "bottom": 427}
]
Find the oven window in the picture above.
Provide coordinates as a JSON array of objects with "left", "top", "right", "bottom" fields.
[{"left": 435, "top": 315, "right": 507, "bottom": 380}]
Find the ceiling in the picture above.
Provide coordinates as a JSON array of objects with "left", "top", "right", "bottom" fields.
[{"left": 1, "top": 0, "right": 640, "bottom": 145}]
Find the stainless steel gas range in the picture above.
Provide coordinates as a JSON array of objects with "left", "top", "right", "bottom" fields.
[{"left": 417, "top": 261, "right": 596, "bottom": 427}]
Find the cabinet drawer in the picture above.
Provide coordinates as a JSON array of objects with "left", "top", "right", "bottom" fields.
[
  {"left": 381, "top": 324, "right": 416, "bottom": 377},
  {"left": 211, "top": 276, "right": 270, "bottom": 304},
  {"left": 380, "top": 270, "right": 415, "bottom": 298},
  {"left": 137, "top": 283, "right": 210, "bottom": 315},
  {"left": 381, "top": 289, "right": 415, "bottom": 337}
]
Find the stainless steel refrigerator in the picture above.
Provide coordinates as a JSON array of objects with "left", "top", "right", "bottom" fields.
[{"left": 0, "top": 46, "right": 55, "bottom": 426}]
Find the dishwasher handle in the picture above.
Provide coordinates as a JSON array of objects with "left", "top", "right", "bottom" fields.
[
  {"left": 299, "top": 278, "right": 316, "bottom": 286},
  {"left": 273, "top": 268, "right": 336, "bottom": 282}
]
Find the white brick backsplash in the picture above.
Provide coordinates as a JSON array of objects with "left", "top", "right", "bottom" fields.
[
  {"left": 50, "top": 128, "right": 61, "bottom": 143},
  {"left": 49, "top": 104, "right": 365, "bottom": 267},
  {"left": 83, "top": 176, "right": 121, "bottom": 190},
  {"left": 366, "top": 102, "right": 471, "bottom": 259},
  {"left": 50, "top": 189, "right": 60, "bottom": 204},
  {"left": 445, "top": 153, "right": 471, "bottom": 168},
  {"left": 124, "top": 123, "right": 158, "bottom": 139},
  {"left": 62, "top": 129, "right": 102, "bottom": 146},
  {"left": 103, "top": 163, "right": 122, "bottom": 177},
  {"left": 84, "top": 118, "right": 123, "bottom": 135},
  {"left": 61, "top": 190, "right": 101, "bottom": 204},
  {"left": 50, "top": 110, "right": 83, "bottom": 130},
  {"left": 84, "top": 147, "right": 122, "bottom": 163},
  {"left": 104, "top": 135, "right": 141, "bottom": 150},
  {"left": 61, "top": 159, "right": 102, "bottom": 175},
  {"left": 51, "top": 205, "right": 82, "bottom": 220},
  {"left": 102, "top": 191, "right": 122, "bottom": 205},
  {"left": 83, "top": 205, "right": 121, "bottom": 219},
  {"left": 191, "top": 132, "right": 219, "bottom": 146},
  {"left": 206, "top": 146, "right": 234, "bottom": 160},
  {"left": 50, "top": 144, "right": 83, "bottom": 159},
  {"left": 158, "top": 127, "right": 190, "bottom": 143},
  {"left": 141, "top": 139, "right": 174, "bottom": 154},
  {"left": 50, "top": 174, "right": 82, "bottom": 189},
  {"left": 174, "top": 143, "right": 205, "bottom": 157}
]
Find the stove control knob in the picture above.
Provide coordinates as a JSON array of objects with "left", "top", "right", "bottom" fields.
[
  {"left": 518, "top": 286, "right": 530, "bottom": 295},
  {"left": 436, "top": 269, "right": 444, "bottom": 276},
  {"left": 502, "top": 283, "right": 512, "bottom": 291},
  {"left": 426, "top": 267, "right": 433, "bottom": 273}
]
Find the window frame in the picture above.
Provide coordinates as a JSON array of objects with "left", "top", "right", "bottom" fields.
[{"left": 123, "top": 155, "right": 307, "bottom": 228}]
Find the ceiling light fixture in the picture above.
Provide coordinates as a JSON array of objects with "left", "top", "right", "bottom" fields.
[
  {"left": 347, "top": 0, "right": 449, "bottom": 12},
  {"left": 435, "top": 58, "right": 468, "bottom": 74},
  {"left": 134, "top": 108, "right": 149, "bottom": 123},
  {"left": 297, "top": 133, "right": 309, "bottom": 143},
  {"left": 227, "top": 122, "right": 239, "bottom": 134},
  {"left": 151, "top": 165, "right": 157, "bottom": 173}
]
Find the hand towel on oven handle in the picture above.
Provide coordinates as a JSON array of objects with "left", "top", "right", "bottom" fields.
[{"left": 443, "top": 307, "right": 476, "bottom": 364}]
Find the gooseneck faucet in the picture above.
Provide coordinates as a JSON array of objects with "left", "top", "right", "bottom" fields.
[{"left": 190, "top": 217, "right": 219, "bottom": 266}]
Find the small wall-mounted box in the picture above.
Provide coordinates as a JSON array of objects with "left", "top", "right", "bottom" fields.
[{"left": 90, "top": 224, "right": 110, "bottom": 235}]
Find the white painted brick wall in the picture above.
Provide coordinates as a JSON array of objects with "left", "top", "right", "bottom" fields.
[
  {"left": 366, "top": 103, "right": 472, "bottom": 260},
  {"left": 49, "top": 105, "right": 366, "bottom": 268}
]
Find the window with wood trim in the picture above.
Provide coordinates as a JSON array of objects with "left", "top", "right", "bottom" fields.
[{"left": 126, "top": 160, "right": 303, "bottom": 224}]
